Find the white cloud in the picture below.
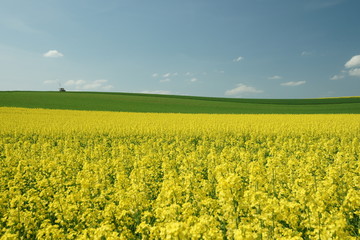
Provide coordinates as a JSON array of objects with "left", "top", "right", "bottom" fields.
[
  {"left": 85, "top": 81, "right": 99, "bottom": 89},
  {"left": 190, "top": 78, "right": 198, "bottom": 82},
  {"left": 43, "top": 50, "right": 64, "bottom": 58},
  {"left": 163, "top": 73, "right": 171, "bottom": 78},
  {"left": 281, "top": 81, "right": 306, "bottom": 86},
  {"left": 345, "top": 55, "right": 360, "bottom": 68},
  {"left": 328, "top": 55, "right": 360, "bottom": 81},
  {"left": 301, "top": 51, "right": 312, "bottom": 56},
  {"left": 330, "top": 74, "right": 344, "bottom": 80},
  {"left": 65, "top": 80, "right": 86, "bottom": 86},
  {"left": 82, "top": 79, "right": 107, "bottom": 90},
  {"left": 185, "top": 72, "right": 193, "bottom": 76},
  {"left": 95, "top": 79, "right": 107, "bottom": 83},
  {"left": 233, "top": 56, "right": 244, "bottom": 62},
  {"left": 102, "top": 85, "right": 114, "bottom": 90},
  {"left": 348, "top": 68, "right": 360, "bottom": 77},
  {"left": 225, "top": 84, "right": 263, "bottom": 96},
  {"left": 65, "top": 80, "right": 85, "bottom": 86},
  {"left": 159, "top": 78, "right": 171, "bottom": 83},
  {"left": 153, "top": 72, "right": 178, "bottom": 78},
  {"left": 268, "top": 75, "right": 283, "bottom": 80},
  {"left": 43, "top": 80, "right": 57, "bottom": 84},
  {"left": 64, "top": 79, "right": 113, "bottom": 90},
  {"left": 141, "top": 90, "right": 171, "bottom": 95}
]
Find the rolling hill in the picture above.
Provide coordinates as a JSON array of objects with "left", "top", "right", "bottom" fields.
[{"left": 0, "top": 91, "right": 359, "bottom": 114}]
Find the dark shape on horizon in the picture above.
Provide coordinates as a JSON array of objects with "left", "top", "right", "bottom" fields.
[{"left": 59, "top": 88, "right": 66, "bottom": 92}]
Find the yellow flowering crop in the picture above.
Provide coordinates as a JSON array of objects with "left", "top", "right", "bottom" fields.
[{"left": 0, "top": 107, "right": 359, "bottom": 239}]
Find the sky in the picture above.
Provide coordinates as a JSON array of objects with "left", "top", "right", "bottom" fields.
[{"left": 1, "top": 0, "right": 360, "bottom": 98}]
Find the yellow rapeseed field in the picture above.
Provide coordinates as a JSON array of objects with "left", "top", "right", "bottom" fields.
[{"left": 0, "top": 107, "right": 359, "bottom": 239}]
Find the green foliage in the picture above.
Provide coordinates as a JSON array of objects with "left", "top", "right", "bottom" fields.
[{"left": 1, "top": 91, "right": 360, "bottom": 113}]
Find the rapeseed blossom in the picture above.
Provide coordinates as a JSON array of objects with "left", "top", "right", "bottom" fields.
[{"left": 0, "top": 107, "right": 359, "bottom": 239}]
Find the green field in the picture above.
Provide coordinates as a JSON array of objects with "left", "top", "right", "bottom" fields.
[{"left": 1, "top": 91, "right": 360, "bottom": 114}]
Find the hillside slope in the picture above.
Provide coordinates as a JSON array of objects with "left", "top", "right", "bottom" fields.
[{"left": 0, "top": 91, "right": 359, "bottom": 114}]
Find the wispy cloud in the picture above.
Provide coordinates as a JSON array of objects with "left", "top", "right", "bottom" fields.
[
  {"left": 348, "top": 68, "right": 360, "bottom": 77},
  {"left": 301, "top": 51, "right": 312, "bottom": 56},
  {"left": 82, "top": 80, "right": 112, "bottom": 90},
  {"left": 43, "top": 50, "right": 64, "bottom": 58},
  {"left": 102, "top": 85, "right": 114, "bottom": 90},
  {"left": 268, "top": 75, "right": 283, "bottom": 80},
  {"left": 159, "top": 78, "right": 171, "bottom": 83},
  {"left": 163, "top": 73, "right": 171, "bottom": 78},
  {"left": 152, "top": 71, "right": 203, "bottom": 83},
  {"left": 281, "top": 81, "right": 306, "bottom": 86},
  {"left": 330, "top": 55, "right": 360, "bottom": 81},
  {"left": 345, "top": 55, "right": 360, "bottom": 68},
  {"left": 64, "top": 79, "right": 113, "bottom": 90},
  {"left": 153, "top": 72, "right": 180, "bottom": 77},
  {"left": 330, "top": 74, "right": 344, "bottom": 80},
  {"left": 225, "top": 83, "right": 263, "bottom": 96},
  {"left": 339, "top": 55, "right": 360, "bottom": 78},
  {"left": 65, "top": 80, "right": 86, "bottom": 87},
  {"left": 141, "top": 90, "right": 171, "bottom": 95},
  {"left": 233, "top": 56, "right": 244, "bottom": 62},
  {"left": 43, "top": 80, "right": 58, "bottom": 84},
  {"left": 215, "top": 70, "right": 225, "bottom": 74},
  {"left": 1, "top": 16, "right": 40, "bottom": 34}
]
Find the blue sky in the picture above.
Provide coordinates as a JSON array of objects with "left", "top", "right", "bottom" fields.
[{"left": 1, "top": 0, "right": 360, "bottom": 98}]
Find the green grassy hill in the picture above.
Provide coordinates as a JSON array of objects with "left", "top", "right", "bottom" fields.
[{"left": 1, "top": 91, "right": 360, "bottom": 114}]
